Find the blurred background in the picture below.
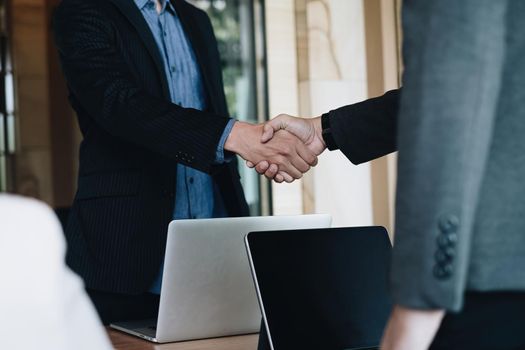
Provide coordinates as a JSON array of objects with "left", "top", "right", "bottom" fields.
[{"left": 0, "top": 0, "right": 401, "bottom": 235}]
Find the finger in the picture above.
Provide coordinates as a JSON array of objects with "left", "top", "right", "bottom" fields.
[
  {"left": 295, "top": 141, "right": 318, "bottom": 167},
  {"left": 254, "top": 161, "right": 270, "bottom": 174},
  {"left": 288, "top": 150, "right": 311, "bottom": 174},
  {"left": 274, "top": 174, "right": 284, "bottom": 183},
  {"left": 246, "top": 161, "right": 255, "bottom": 168},
  {"left": 278, "top": 171, "right": 295, "bottom": 183},
  {"left": 264, "top": 163, "right": 279, "bottom": 179},
  {"left": 263, "top": 164, "right": 277, "bottom": 180},
  {"left": 278, "top": 157, "right": 303, "bottom": 180}
]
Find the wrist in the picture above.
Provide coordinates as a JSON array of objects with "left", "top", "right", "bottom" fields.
[
  {"left": 224, "top": 121, "right": 262, "bottom": 157},
  {"left": 224, "top": 121, "right": 243, "bottom": 154},
  {"left": 312, "top": 116, "right": 325, "bottom": 148}
]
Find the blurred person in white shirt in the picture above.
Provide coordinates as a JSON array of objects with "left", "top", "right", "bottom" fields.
[{"left": 0, "top": 194, "right": 112, "bottom": 350}]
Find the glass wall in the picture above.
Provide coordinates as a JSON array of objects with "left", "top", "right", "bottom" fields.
[
  {"left": 0, "top": 0, "right": 15, "bottom": 192},
  {"left": 189, "top": 0, "right": 269, "bottom": 215}
]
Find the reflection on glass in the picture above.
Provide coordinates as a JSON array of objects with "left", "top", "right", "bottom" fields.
[
  {"left": 1, "top": 0, "right": 13, "bottom": 190},
  {"left": 189, "top": 0, "right": 264, "bottom": 215},
  {"left": 4, "top": 72, "right": 13, "bottom": 114}
]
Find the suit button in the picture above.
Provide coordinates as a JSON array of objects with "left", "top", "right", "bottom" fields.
[
  {"left": 444, "top": 247, "right": 455, "bottom": 258},
  {"left": 437, "top": 232, "right": 458, "bottom": 248},
  {"left": 435, "top": 250, "right": 449, "bottom": 264},
  {"left": 433, "top": 264, "right": 452, "bottom": 280},
  {"left": 447, "top": 232, "right": 458, "bottom": 245},
  {"left": 435, "top": 247, "right": 455, "bottom": 263},
  {"left": 439, "top": 214, "right": 459, "bottom": 233}
]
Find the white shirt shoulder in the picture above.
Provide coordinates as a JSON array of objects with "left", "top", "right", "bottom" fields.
[{"left": 0, "top": 194, "right": 113, "bottom": 350}]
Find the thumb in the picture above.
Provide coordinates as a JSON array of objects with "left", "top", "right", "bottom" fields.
[{"left": 261, "top": 122, "right": 276, "bottom": 143}]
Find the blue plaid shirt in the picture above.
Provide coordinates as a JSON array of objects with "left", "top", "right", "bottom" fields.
[{"left": 135, "top": 0, "right": 235, "bottom": 294}]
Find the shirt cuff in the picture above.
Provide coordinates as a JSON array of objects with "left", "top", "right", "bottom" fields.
[{"left": 215, "top": 119, "right": 236, "bottom": 164}]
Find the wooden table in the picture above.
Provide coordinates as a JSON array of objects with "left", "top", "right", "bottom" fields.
[{"left": 107, "top": 329, "right": 259, "bottom": 350}]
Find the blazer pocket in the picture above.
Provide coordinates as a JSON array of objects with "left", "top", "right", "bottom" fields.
[{"left": 76, "top": 171, "right": 141, "bottom": 200}]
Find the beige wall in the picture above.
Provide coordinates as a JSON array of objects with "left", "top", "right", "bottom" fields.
[
  {"left": 363, "top": 0, "right": 401, "bottom": 236},
  {"left": 265, "top": 0, "right": 401, "bottom": 233},
  {"left": 264, "top": 0, "right": 304, "bottom": 215}
]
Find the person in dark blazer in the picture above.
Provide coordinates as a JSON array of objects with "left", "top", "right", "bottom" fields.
[
  {"left": 52, "top": 0, "right": 316, "bottom": 324},
  {"left": 254, "top": 1, "right": 525, "bottom": 348}
]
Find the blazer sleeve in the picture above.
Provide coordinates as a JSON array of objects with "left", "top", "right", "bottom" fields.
[
  {"left": 391, "top": 0, "right": 507, "bottom": 311},
  {"left": 52, "top": 0, "right": 230, "bottom": 173},
  {"left": 328, "top": 89, "right": 400, "bottom": 165}
]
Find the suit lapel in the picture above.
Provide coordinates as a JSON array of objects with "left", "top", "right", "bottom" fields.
[
  {"left": 171, "top": 0, "right": 219, "bottom": 112},
  {"left": 107, "top": 0, "right": 170, "bottom": 97}
]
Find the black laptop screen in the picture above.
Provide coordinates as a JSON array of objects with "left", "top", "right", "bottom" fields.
[{"left": 247, "top": 227, "right": 392, "bottom": 350}]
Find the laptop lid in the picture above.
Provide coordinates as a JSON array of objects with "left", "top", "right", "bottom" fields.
[
  {"left": 155, "top": 214, "right": 332, "bottom": 343},
  {"left": 245, "top": 227, "right": 392, "bottom": 350}
]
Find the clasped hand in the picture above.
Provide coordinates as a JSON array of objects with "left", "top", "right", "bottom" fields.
[
  {"left": 226, "top": 115, "right": 326, "bottom": 183},
  {"left": 224, "top": 119, "right": 321, "bottom": 182}
]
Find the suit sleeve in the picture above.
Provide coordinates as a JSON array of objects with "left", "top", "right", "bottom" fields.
[
  {"left": 391, "top": 0, "right": 507, "bottom": 311},
  {"left": 52, "top": 0, "right": 230, "bottom": 173},
  {"left": 329, "top": 89, "right": 400, "bottom": 165}
]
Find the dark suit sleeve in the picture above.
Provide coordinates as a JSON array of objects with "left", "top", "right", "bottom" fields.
[
  {"left": 328, "top": 89, "right": 400, "bottom": 165},
  {"left": 53, "top": 0, "right": 230, "bottom": 173}
]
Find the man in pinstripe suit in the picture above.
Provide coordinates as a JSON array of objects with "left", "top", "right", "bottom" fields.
[{"left": 53, "top": 0, "right": 316, "bottom": 324}]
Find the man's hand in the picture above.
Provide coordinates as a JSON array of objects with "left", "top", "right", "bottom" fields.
[
  {"left": 247, "top": 114, "right": 327, "bottom": 182},
  {"left": 225, "top": 121, "right": 318, "bottom": 182},
  {"left": 380, "top": 305, "right": 445, "bottom": 350}
]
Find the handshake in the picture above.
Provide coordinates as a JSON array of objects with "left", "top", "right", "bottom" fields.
[{"left": 224, "top": 114, "right": 326, "bottom": 183}]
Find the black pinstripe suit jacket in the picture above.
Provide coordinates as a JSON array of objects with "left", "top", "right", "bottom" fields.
[{"left": 53, "top": 0, "right": 249, "bottom": 294}]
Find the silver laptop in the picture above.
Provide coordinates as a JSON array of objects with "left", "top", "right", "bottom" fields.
[{"left": 110, "top": 214, "right": 332, "bottom": 343}]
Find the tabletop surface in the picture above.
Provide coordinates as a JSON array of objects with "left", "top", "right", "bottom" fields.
[{"left": 107, "top": 328, "right": 259, "bottom": 350}]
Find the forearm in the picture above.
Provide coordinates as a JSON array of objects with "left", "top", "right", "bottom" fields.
[
  {"left": 328, "top": 89, "right": 400, "bottom": 164},
  {"left": 381, "top": 305, "right": 445, "bottom": 350}
]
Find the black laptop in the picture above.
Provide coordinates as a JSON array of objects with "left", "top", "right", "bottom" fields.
[{"left": 245, "top": 226, "right": 392, "bottom": 350}]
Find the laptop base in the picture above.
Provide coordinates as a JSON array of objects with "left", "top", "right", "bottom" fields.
[{"left": 110, "top": 319, "right": 158, "bottom": 342}]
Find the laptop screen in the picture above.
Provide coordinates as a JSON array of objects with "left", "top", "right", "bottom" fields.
[{"left": 246, "top": 227, "right": 392, "bottom": 350}]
